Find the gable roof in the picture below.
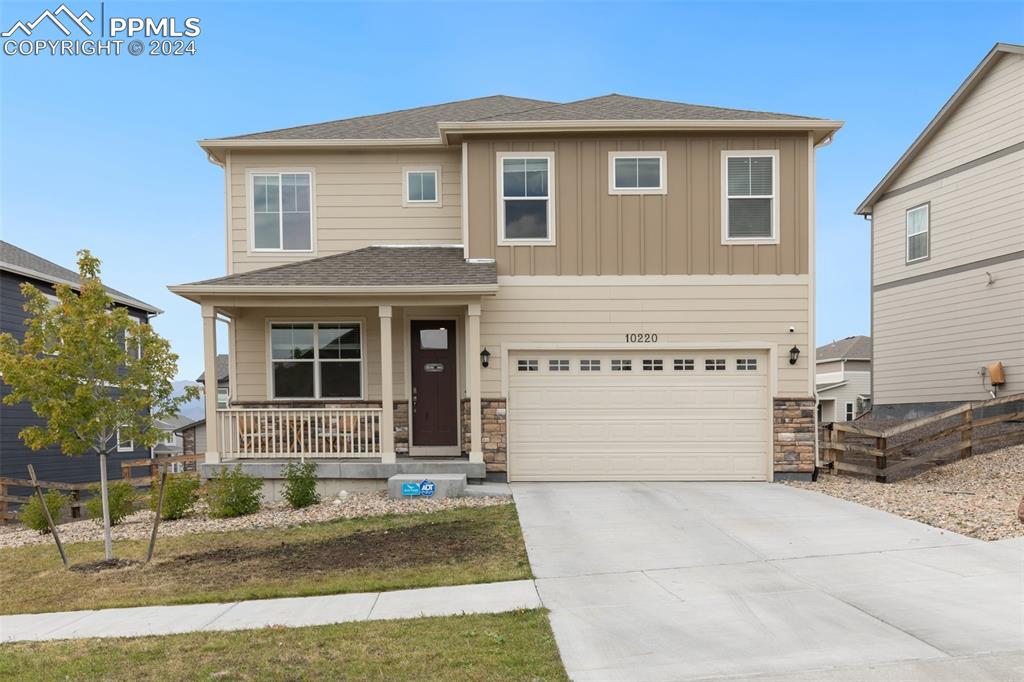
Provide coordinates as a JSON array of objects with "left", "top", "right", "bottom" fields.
[
  {"left": 201, "top": 93, "right": 840, "bottom": 150},
  {"left": 196, "top": 354, "right": 229, "bottom": 385},
  {"left": 817, "top": 336, "right": 872, "bottom": 363},
  {"left": 855, "top": 43, "right": 1024, "bottom": 215},
  {"left": 169, "top": 246, "right": 497, "bottom": 298},
  {"left": 0, "top": 241, "right": 160, "bottom": 314}
]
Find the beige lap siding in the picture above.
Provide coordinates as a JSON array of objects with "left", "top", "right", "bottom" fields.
[{"left": 479, "top": 276, "right": 812, "bottom": 398}]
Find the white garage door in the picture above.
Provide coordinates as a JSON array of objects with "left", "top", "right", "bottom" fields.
[{"left": 508, "top": 351, "right": 770, "bottom": 481}]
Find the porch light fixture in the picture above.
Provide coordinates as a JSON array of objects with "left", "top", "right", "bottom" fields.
[
  {"left": 480, "top": 348, "right": 491, "bottom": 368},
  {"left": 788, "top": 345, "right": 801, "bottom": 365}
]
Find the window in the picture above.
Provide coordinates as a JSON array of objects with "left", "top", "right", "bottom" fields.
[
  {"left": 116, "top": 429, "right": 133, "bottom": 452},
  {"left": 270, "top": 322, "right": 361, "bottom": 399},
  {"left": 580, "top": 359, "right": 601, "bottom": 372},
  {"left": 611, "top": 359, "right": 632, "bottom": 372},
  {"left": 609, "top": 152, "right": 666, "bottom": 194},
  {"left": 642, "top": 359, "right": 663, "bottom": 371},
  {"left": 404, "top": 168, "right": 439, "bottom": 205},
  {"left": 419, "top": 328, "right": 448, "bottom": 350},
  {"left": 216, "top": 387, "right": 230, "bottom": 409},
  {"left": 674, "top": 359, "right": 694, "bottom": 371},
  {"left": 498, "top": 153, "right": 554, "bottom": 243},
  {"left": 845, "top": 402, "right": 855, "bottom": 421},
  {"left": 736, "top": 358, "right": 758, "bottom": 371},
  {"left": 169, "top": 461, "right": 185, "bottom": 474},
  {"left": 906, "top": 204, "right": 929, "bottom": 263},
  {"left": 705, "top": 358, "right": 726, "bottom": 371},
  {"left": 723, "top": 151, "right": 778, "bottom": 242},
  {"left": 123, "top": 329, "right": 141, "bottom": 360},
  {"left": 517, "top": 359, "right": 538, "bottom": 372},
  {"left": 252, "top": 172, "right": 312, "bottom": 251},
  {"left": 548, "top": 359, "right": 570, "bottom": 372}
]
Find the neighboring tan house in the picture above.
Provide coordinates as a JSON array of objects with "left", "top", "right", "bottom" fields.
[
  {"left": 0, "top": 241, "right": 161, "bottom": 484},
  {"left": 856, "top": 43, "right": 1024, "bottom": 419},
  {"left": 170, "top": 94, "right": 842, "bottom": 488},
  {"left": 816, "top": 336, "right": 871, "bottom": 423}
]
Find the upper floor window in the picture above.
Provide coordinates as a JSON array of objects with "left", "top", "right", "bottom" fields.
[
  {"left": 404, "top": 168, "right": 439, "bottom": 205},
  {"left": 252, "top": 172, "right": 312, "bottom": 251},
  {"left": 609, "top": 152, "right": 666, "bottom": 194},
  {"left": 906, "top": 204, "right": 929, "bottom": 263},
  {"left": 722, "top": 151, "right": 778, "bottom": 244},
  {"left": 498, "top": 152, "right": 554, "bottom": 244}
]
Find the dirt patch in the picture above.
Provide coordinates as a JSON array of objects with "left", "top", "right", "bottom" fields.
[
  {"left": 157, "top": 519, "right": 497, "bottom": 581},
  {"left": 70, "top": 558, "right": 142, "bottom": 574}
]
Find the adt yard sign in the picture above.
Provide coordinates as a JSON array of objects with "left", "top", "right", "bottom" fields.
[{"left": 401, "top": 479, "right": 436, "bottom": 497}]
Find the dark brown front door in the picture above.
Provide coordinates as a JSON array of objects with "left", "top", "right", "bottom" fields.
[{"left": 411, "top": 320, "right": 458, "bottom": 446}]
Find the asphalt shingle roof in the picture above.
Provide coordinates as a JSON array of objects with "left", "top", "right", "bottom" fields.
[
  {"left": 216, "top": 94, "right": 820, "bottom": 141},
  {"left": 817, "top": 335, "right": 872, "bottom": 362},
  {"left": 0, "top": 241, "right": 159, "bottom": 313},
  {"left": 182, "top": 246, "right": 496, "bottom": 289},
  {"left": 196, "top": 354, "right": 230, "bottom": 384}
]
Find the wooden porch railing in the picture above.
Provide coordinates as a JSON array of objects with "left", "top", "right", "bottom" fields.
[
  {"left": 823, "top": 392, "right": 1024, "bottom": 482},
  {"left": 217, "top": 407, "right": 383, "bottom": 459}
]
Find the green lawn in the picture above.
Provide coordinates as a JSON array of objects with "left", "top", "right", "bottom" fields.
[
  {"left": 0, "top": 609, "right": 568, "bottom": 681},
  {"left": 0, "top": 504, "right": 531, "bottom": 615}
]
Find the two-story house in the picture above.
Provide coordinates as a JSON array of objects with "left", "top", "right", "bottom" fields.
[
  {"left": 1, "top": 241, "right": 160, "bottom": 486},
  {"left": 170, "top": 94, "right": 842, "bottom": 491},
  {"left": 815, "top": 335, "right": 871, "bottom": 423},
  {"left": 856, "top": 43, "right": 1023, "bottom": 419}
]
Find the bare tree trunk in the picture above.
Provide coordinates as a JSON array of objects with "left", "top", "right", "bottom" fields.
[{"left": 99, "top": 452, "right": 113, "bottom": 561}]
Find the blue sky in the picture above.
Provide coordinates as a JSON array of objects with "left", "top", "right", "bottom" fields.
[{"left": 1, "top": 1, "right": 1020, "bottom": 380}]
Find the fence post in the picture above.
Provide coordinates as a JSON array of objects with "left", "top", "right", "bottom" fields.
[
  {"left": 833, "top": 428, "right": 845, "bottom": 476},
  {"left": 875, "top": 436, "right": 887, "bottom": 483},
  {"left": 960, "top": 408, "right": 973, "bottom": 459},
  {"left": 69, "top": 489, "right": 81, "bottom": 519},
  {"left": 0, "top": 480, "right": 6, "bottom": 521}
]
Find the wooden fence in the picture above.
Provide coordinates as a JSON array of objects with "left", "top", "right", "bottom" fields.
[
  {"left": 823, "top": 393, "right": 1024, "bottom": 482},
  {"left": 0, "top": 454, "right": 203, "bottom": 523}
]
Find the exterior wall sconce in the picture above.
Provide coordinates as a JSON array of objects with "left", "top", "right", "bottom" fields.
[
  {"left": 480, "top": 348, "right": 491, "bottom": 368},
  {"left": 789, "top": 346, "right": 801, "bottom": 365}
]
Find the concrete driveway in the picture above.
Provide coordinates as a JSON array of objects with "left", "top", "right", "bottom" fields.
[{"left": 513, "top": 482, "right": 1023, "bottom": 681}]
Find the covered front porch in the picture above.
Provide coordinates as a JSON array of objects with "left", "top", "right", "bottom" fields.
[{"left": 169, "top": 246, "right": 498, "bottom": 483}]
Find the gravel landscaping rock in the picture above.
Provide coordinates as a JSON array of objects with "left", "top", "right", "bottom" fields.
[
  {"left": 0, "top": 491, "right": 511, "bottom": 550},
  {"left": 785, "top": 444, "right": 1024, "bottom": 541}
]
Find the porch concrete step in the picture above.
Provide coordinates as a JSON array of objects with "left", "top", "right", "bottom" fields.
[{"left": 388, "top": 473, "right": 466, "bottom": 499}]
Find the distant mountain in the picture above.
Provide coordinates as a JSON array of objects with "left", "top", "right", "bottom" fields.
[{"left": 172, "top": 380, "right": 205, "bottom": 421}]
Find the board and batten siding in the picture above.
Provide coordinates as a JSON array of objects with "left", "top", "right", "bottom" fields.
[
  {"left": 873, "top": 257, "right": 1024, "bottom": 404},
  {"left": 465, "top": 133, "right": 809, "bottom": 276},
  {"left": 479, "top": 276, "right": 811, "bottom": 398},
  {"left": 873, "top": 148, "right": 1023, "bottom": 285},
  {"left": 227, "top": 150, "right": 462, "bottom": 274},
  {"left": 890, "top": 52, "right": 1024, "bottom": 188}
]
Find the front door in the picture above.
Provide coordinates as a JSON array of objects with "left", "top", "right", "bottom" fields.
[{"left": 411, "top": 320, "right": 458, "bottom": 446}]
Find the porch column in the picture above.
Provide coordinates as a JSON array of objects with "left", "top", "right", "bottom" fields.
[
  {"left": 201, "top": 304, "right": 220, "bottom": 464},
  {"left": 379, "top": 305, "right": 396, "bottom": 464},
  {"left": 467, "top": 303, "right": 483, "bottom": 463}
]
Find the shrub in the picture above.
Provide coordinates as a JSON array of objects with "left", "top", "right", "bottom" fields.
[
  {"left": 150, "top": 474, "right": 200, "bottom": 520},
  {"left": 20, "top": 490, "right": 68, "bottom": 534},
  {"left": 282, "top": 460, "right": 320, "bottom": 509},
  {"left": 204, "top": 464, "right": 262, "bottom": 518},
  {"left": 85, "top": 481, "right": 138, "bottom": 526}
]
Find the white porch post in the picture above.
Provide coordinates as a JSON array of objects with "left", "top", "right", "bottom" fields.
[
  {"left": 467, "top": 303, "right": 483, "bottom": 463},
  {"left": 379, "top": 305, "right": 396, "bottom": 463},
  {"left": 201, "top": 304, "right": 220, "bottom": 464}
]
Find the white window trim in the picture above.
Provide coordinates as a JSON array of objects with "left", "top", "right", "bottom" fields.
[
  {"left": 246, "top": 168, "right": 316, "bottom": 254},
  {"left": 496, "top": 151, "right": 556, "bottom": 246},
  {"left": 402, "top": 166, "right": 442, "bottom": 207},
  {"left": 845, "top": 402, "right": 855, "bottom": 421},
  {"left": 116, "top": 429, "right": 133, "bottom": 452},
  {"left": 905, "top": 203, "right": 930, "bottom": 264},
  {"left": 721, "top": 149, "right": 780, "bottom": 245},
  {"left": 216, "top": 386, "right": 230, "bottom": 409},
  {"left": 265, "top": 319, "right": 366, "bottom": 401},
  {"left": 608, "top": 151, "right": 667, "bottom": 195}
]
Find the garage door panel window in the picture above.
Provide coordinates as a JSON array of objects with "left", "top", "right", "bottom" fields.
[
  {"left": 271, "top": 322, "right": 362, "bottom": 399},
  {"left": 642, "top": 359, "right": 664, "bottom": 371},
  {"left": 611, "top": 359, "right": 632, "bottom": 372},
  {"left": 705, "top": 358, "right": 726, "bottom": 371},
  {"left": 517, "top": 359, "right": 538, "bottom": 372},
  {"left": 548, "top": 359, "right": 570, "bottom": 372},
  {"left": 674, "top": 359, "right": 695, "bottom": 371},
  {"left": 736, "top": 358, "right": 758, "bottom": 371},
  {"left": 580, "top": 359, "right": 601, "bottom": 371}
]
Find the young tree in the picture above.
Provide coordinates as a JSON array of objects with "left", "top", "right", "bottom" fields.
[{"left": 0, "top": 250, "right": 199, "bottom": 561}]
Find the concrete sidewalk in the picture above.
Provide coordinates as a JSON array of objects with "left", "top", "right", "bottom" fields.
[{"left": 0, "top": 579, "right": 541, "bottom": 643}]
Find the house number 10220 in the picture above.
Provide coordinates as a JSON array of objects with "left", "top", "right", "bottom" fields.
[{"left": 625, "top": 333, "right": 658, "bottom": 343}]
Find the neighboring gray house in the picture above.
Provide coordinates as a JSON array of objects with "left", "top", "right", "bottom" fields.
[
  {"left": 196, "top": 353, "right": 230, "bottom": 408},
  {"left": 816, "top": 336, "right": 871, "bottom": 423},
  {"left": 152, "top": 414, "right": 193, "bottom": 457},
  {"left": 856, "top": 43, "right": 1024, "bottom": 419}
]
